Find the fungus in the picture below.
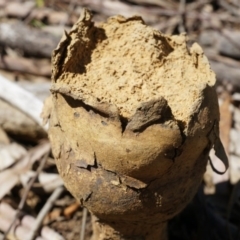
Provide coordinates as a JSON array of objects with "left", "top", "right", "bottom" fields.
[{"left": 48, "top": 9, "right": 227, "bottom": 240}]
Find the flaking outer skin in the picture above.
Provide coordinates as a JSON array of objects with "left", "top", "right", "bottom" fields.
[{"left": 49, "top": 86, "right": 217, "bottom": 222}]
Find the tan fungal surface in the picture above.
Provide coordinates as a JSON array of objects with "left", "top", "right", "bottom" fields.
[
  {"left": 52, "top": 10, "right": 216, "bottom": 123},
  {"left": 49, "top": 10, "right": 223, "bottom": 229}
]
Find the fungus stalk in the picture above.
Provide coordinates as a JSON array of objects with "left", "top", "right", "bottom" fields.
[{"left": 48, "top": 9, "right": 226, "bottom": 240}]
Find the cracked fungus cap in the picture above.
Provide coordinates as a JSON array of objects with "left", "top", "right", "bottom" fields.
[{"left": 49, "top": 9, "right": 220, "bottom": 218}]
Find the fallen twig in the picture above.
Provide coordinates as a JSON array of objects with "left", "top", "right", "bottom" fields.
[
  {"left": 209, "top": 61, "right": 240, "bottom": 89},
  {"left": 0, "top": 142, "right": 27, "bottom": 171},
  {"left": 19, "top": 150, "right": 50, "bottom": 210},
  {"left": 78, "top": 0, "right": 174, "bottom": 22},
  {"left": 125, "top": 0, "right": 176, "bottom": 9},
  {"left": 0, "top": 74, "right": 47, "bottom": 130},
  {"left": 0, "top": 141, "right": 50, "bottom": 199},
  {"left": 0, "top": 21, "right": 59, "bottom": 58},
  {"left": 178, "top": 0, "right": 186, "bottom": 33},
  {"left": 80, "top": 208, "right": 88, "bottom": 240},
  {"left": 3, "top": 148, "right": 50, "bottom": 240},
  {"left": 0, "top": 202, "right": 63, "bottom": 240},
  {"left": 219, "top": 0, "right": 240, "bottom": 16},
  {"left": 26, "top": 186, "right": 65, "bottom": 240},
  {"left": 63, "top": 201, "right": 80, "bottom": 219},
  {"left": 0, "top": 55, "right": 51, "bottom": 77}
]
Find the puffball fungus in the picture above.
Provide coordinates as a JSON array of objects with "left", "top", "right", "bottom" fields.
[{"left": 49, "top": 9, "right": 226, "bottom": 240}]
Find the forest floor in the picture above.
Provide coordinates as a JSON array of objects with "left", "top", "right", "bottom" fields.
[{"left": 1, "top": 0, "right": 240, "bottom": 240}]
